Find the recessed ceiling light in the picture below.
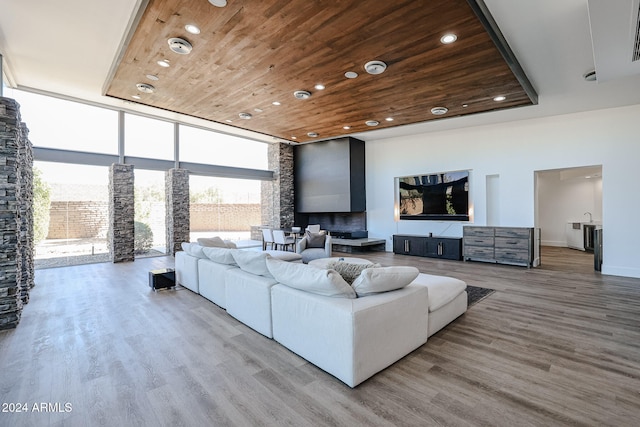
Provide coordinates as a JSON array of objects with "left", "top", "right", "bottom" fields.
[
  {"left": 345, "top": 71, "right": 358, "bottom": 79},
  {"left": 238, "top": 112, "right": 252, "bottom": 119},
  {"left": 314, "top": 84, "right": 325, "bottom": 90},
  {"left": 364, "top": 60, "right": 387, "bottom": 75},
  {"left": 493, "top": 95, "right": 506, "bottom": 102},
  {"left": 136, "top": 83, "right": 155, "bottom": 93},
  {"left": 254, "top": 108, "right": 263, "bottom": 113},
  {"left": 131, "top": 95, "right": 141, "bottom": 100},
  {"left": 430, "top": 107, "right": 448, "bottom": 115},
  {"left": 208, "top": 0, "right": 227, "bottom": 6},
  {"left": 185, "top": 24, "right": 201, "bottom": 35},
  {"left": 343, "top": 126, "right": 351, "bottom": 130},
  {"left": 462, "top": 104, "right": 468, "bottom": 108},
  {"left": 272, "top": 101, "right": 281, "bottom": 106},
  {"left": 440, "top": 33, "right": 457, "bottom": 44},
  {"left": 293, "top": 90, "right": 311, "bottom": 99},
  {"left": 584, "top": 70, "right": 597, "bottom": 82},
  {"left": 385, "top": 117, "right": 394, "bottom": 122},
  {"left": 146, "top": 74, "right": 159, "bottom": 81},
  {"left": 167, "top": 37, "right": 193, "bottom": 55},
  {"left": 365, "top": 120, "right": 379, "bottom": 126},
  {"left": 225, "top": 119, "right": 233, "bottom": 123},
  {"left": 157, "top": 59, "right": 170, "bottom": 67},
  {"left": 291, "top": 136, "right": 297, "bottom": 140},
  {"left": 307, "top": 132, "right": 319, "bottom": 137}
]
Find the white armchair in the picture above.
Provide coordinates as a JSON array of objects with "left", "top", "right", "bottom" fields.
[{"left": 296, "top": 234, "right": 332, "bottom": 264}]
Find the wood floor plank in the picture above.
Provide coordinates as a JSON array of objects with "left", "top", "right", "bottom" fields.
[{"left": 2, "top": 247, "right": 640, "bottom": 426}]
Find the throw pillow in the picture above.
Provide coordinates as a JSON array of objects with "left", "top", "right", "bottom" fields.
[
  {"left": 305, "top": 231, "right": 326, "bottom": 248},
  {"left": 202, "top": 247, "right": 237, "bottom": 265},
  {"left": 266, "top": 258, "right": 356, "bottom": 298},
  {"left": 325, "top": 261, "right": 381, "bottom": 285},
  {"left": 181, "top": 242, "right": 208, "bottom": 259},
  {"left": 197, "top": 236, "right": 227, "bottom": 248},
  {"left": 231, "top": 250, "right": 273, "bottom": 277},
  {"left": 351, "top": 266, "right": 419, "bottom": 297},
  {"left": 224, "top": 240, "right": 237, "bottom": 249}
]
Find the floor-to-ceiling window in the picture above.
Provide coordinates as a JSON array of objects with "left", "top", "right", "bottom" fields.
[
  {"left": 33, "top": 161, "right": 110, "bottom": 268},
  {"left": 8, "top": 88, "right": 270, "bottom": 268}
]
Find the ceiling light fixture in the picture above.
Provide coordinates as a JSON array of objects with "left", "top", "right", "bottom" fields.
[
  {"left": 272, "top": 101, "right": 281, "bottom": 106},
  {"left": 364, "top": 60, "right": 387, "bottom": 75},
  {"left": 136, "top": 83, "right": 155, "bottom": 93},
  {"left": 315, "top": 84, "right": 325, "bottom": 90},
  {"left": 167, "top": 37, "right": 193, "bottom": 55},
  {"left": 365, "top": 120, "right": 379, "bottom": 126},
  {"left": 307, "top": 132, "right": 319, "bottom": 137},
  {"left": 345, "top": 71, "right": 358, "bottom": 79},
  {"left": 430, "top": 107, "right": 448, "bottom": 115},
  {"left": 291, "top": 136, "right": 297, "bottom": 140},
  {"left": 293, "top": 90, "right": 311, "bottom": 99},
  {"left": 146, "top": 74, "right": 159, "bottom": 81},
  {"left": 208, "top": 0, "right": 227, "bottom": 6},
  {"left": 185, "top": 24, "right": 201, "bottom": 35},
  {"left": 343, "top": 126, "right": 351, "bottom": 130},
  {"left": 225, "top": 119, "right": 233, "bottom": 123},
  {"left": 254, "top": 108, "right": 263, "bottom": 113},
  {"left": 131, "top": 95, "right": 141, "bottom": 100},
  {"left": 157, "top": 59, "right": 170, "bottom": 68},
  {"left": 238, "top": 112, "right": 252, "bottom": 119},
  {"left": 493, "top": 95, "right": 506, "bottom": 102},
  {"left": 385, "top": 117, "right": 394, "bottom": 121},
  {"left": 440, "top": 33, "right": 457, "bottom": 44}
]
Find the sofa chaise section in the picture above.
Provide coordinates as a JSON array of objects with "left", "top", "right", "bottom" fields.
[{"left": 271, "top": 283, "right": 429, "bottom": 387}]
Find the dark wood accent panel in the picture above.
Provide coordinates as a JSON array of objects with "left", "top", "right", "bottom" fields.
[{"left": 105, "top": 0, "right": 537, "bottom": 142}]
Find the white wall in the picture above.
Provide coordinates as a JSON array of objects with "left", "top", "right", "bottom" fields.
[{"left": 365, "top": 104, "right": 640, "bottom": 278}]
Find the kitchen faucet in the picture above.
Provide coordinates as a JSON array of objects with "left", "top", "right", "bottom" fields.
[{"left": 584, "top": 212, "right": 592, "bottom": 222}]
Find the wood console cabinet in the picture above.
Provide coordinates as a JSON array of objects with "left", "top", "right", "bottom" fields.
[
  {"left": 463, "top": 226, "right": 540, "bottom": 267},
  {"left": 393, "top": 235, "right": 462, "bottom": 260}
]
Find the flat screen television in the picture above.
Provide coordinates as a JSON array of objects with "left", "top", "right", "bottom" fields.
[{"left": 397, "top": 170, "right": 469, "bottom": 221}]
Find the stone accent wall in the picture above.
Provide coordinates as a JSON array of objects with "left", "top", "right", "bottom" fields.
[
  {"left": 190, "top": 203, "right": 261, "bottom": 231},
  {"left": 0, "top": 97, "right": 34, "bottom": 329},
  {"left": 47, "top": 201, "right": 109, "bottom": 239},
  {"left": 108, "top": 164, "right": 135, "bottom": 263},
  {"left": 261, "top": 142, "right": 294, "bottom": 229},
  {"left": 166, "top": 168, "right": 190, "bottom": 256}
]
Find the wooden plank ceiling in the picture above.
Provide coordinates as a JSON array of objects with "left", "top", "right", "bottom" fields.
[{"left": 105, "top": 0, "right": 537, "bottom": 143}]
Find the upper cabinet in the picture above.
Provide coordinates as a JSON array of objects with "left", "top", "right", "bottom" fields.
[{"left": 294, "top": 137, "right": 365, "bottom": 213}]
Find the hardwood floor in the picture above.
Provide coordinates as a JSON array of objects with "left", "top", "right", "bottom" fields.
[{"left": 1, "top": 247, "right": 639, "bottom": 426}]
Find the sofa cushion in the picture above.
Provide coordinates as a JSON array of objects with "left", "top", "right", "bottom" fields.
[
  {"left": 351, "top": 266, "right": 420, "bottom": 297},
  {"left": 325, "top": 260, "right": 381, "bottom": 285},
  {"left": 231, "top": 250, "right": 273, "bottom": 277},
  {"left": 224, "top": 240, "right": 237, "bottom": 249},
  {"left": 305, "top": 231, "right": 326, "bottom": 248},
  {"left": 264, "top": 250, "right": 303, "bottom": 262},
  {"left": 202, "top": 246, "right": 237, "bottom": 265},
  {"left": 410, "top": 273, "right": 467, "bottom": 312},
  {"left": 266, "top": 258, "right": 356, "bottom": 298},
  {"left": 181, "top": 242, "right": 208, "bottom": 259}
]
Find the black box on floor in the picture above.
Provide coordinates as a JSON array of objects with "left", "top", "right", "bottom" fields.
[{"left": 149, "top": 268, "right": 175, "bottom": 290}]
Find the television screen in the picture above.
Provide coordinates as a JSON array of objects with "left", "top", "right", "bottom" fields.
[{"left": 398, "top": 170, "right": 469, "bottom": 221}]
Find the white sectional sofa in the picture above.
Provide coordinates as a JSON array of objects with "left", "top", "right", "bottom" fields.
[{"left": 174, "top": 244, "right": 467, "bottom": 387}]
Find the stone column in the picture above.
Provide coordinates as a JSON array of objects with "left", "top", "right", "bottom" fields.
[
  {"left": 17, "top": 122, "right": 34, "bottom": 303},
  {"left": 261, "top": 142, "right": 294, "bottom": 229},
  {"left": 165, "top": 168, "right": 190, "bottom": 256},
  {"left": 108, "top": 164, "right": 135, "bottom": 263},
  {"left": 0, "top": 97, "right": 23, "bottom": 329}
]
